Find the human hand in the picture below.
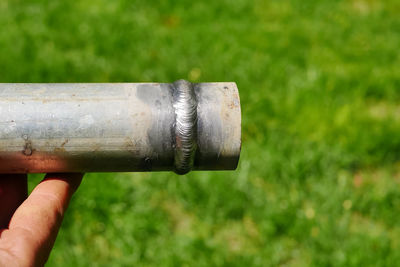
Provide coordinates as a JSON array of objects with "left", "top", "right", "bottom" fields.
[{"left": 0, "top": 173, "right": 83, "bottom": 267}]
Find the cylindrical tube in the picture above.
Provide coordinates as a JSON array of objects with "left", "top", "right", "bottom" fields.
[{"left": 0, "top": 80, "right": 241, "bottom": 174}]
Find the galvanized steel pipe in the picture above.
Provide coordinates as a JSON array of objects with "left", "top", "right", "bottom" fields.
[{"left": 0, "top": 80, "right": 241, "bottom": 174}]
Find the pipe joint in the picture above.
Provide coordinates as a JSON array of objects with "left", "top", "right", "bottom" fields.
[{"left": 172, "top": 80, "right": 198, "bottom": 174}]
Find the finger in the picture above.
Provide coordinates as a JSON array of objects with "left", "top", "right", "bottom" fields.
[
  {"left": 0, "top": 174, "right": 27, "bottom": 229},
  {"left": 0, "top": 173, "right": 83, "bottom": 266}
]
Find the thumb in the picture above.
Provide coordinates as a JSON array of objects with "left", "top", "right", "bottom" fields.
[{"left": 0, "top": 174, "right": 27, "bottom": 229}]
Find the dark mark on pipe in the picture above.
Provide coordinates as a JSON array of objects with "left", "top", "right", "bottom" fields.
[{"left": 23, "top": 137, "right": 33, "bottom": 156}]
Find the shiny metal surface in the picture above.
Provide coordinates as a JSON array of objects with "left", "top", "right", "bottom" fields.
[
  {"left": 172, "top": 80, "right": 198, "bottom": 174},
  {"left": 0, "top": 81, "right": 241, "bottom": 174}
]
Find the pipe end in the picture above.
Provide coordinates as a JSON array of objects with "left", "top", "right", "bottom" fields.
[{"left": 193, "top": 82, "right": 241, "bottom": 172}]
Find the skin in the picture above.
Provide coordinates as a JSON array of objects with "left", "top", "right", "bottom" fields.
[{"left": 0, "top": 173, "right": 83, "bottom": 267}]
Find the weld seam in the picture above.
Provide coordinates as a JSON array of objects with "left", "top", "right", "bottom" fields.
[{"left": 172, "top": 80, "right": 197, "bottom": 174}]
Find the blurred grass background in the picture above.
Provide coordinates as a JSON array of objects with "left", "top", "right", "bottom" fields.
[{"left": 1, "top": 0, "right": 400, "bottom": 266}]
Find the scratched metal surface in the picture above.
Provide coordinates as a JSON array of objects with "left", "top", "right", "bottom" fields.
[{"left": 0, "top": 82, "right": 241, "bottom": 173}]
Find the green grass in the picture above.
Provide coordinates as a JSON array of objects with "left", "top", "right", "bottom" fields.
[{"left": 1, "top": 0, "right": 400, "bottom": 265}]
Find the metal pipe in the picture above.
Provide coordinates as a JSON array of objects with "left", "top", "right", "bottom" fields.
[{"left": 0, "top": 80, "right": 241, "bottom": 174}]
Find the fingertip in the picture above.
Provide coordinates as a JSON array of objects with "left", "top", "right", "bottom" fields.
[
  {"left": 4, "top": 173, "right": 84, "bottom": 266},
  {"left": 43, "top": 173, "right": 84, "bottom": 192}
]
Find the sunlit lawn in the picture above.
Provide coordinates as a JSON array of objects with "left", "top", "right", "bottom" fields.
[{"left": 1, "top": 0, "right": 400, "bottom": 266}]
